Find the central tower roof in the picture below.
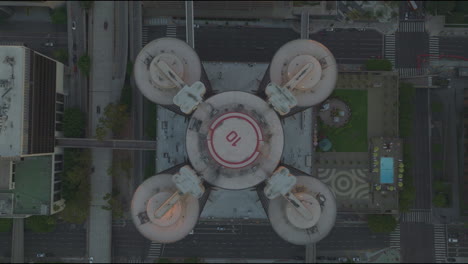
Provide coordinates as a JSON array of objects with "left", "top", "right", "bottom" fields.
[{"left": 186, "top": 91, "right": 284, "bottom": 190}]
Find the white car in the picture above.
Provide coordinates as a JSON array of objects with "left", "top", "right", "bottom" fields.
[
  {"left": 352, "top": 257, "right": 361, "bottom": 262},
  {"left": 44, "top": 42, "right": 54, "bottom": 47},
  {"left": 357, "top": 28, "right": 366, "bottom": 32},
  {"left": 72, "top": 21, "right": 76, "bottom": 30},
  {"left": 216, "top": 227, "right": 225, "bottom": 231},
  {"left": 325, "top": 28, "right": 334, "bottom": 32},
  {"left": 448, "top": 238, "right": 458, "bottom": 243},
  {"left": 405, "top": 12, "right": 409, "bottom": 20},
  {"left": 89, "top": 257, "right": 94, "bottom": 263},
  {"left": 194, "top": 24, "right": 200, "bottom": 28}
]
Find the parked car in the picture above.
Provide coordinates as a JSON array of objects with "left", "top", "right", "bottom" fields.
[
  {"left": 446, "top": 258, "right": 456, "bottom": 262},
  {"left": 338, "top": 257, "right": 348, "bottom": 262},
  {"left": 194, "top": 24, "right": 200, "bottom": 28},
  {"left": 189, "top": 229, "right": 194, "bottom": 235},
  {"left": 72, "top": 20, "right": 76, "bottom": 30},
  {"left": 352, "top": 257, "right": 361, "bottom": 262},
  {"left": 448, "top": 238, "right": 458, "bottom": 243},
  {"left": 44, "top": 42, "right": 54, "bottom": 47},
  {"left": 325, "top": 27, "right": 334, "bottom": 32},
  {"left": 36, "top": 253, "right": 45, "bottom": 258},
  {"left": 89, "top": 256, "right": 94, "bottom": 263},
  {"left": 405, "top": 12, "right": 409, "bottom": 20},
  {"left": 216, "top": 227, "right": 225, "bottom": 231},
  {"left": 358, "top": 28, "right": 366, "bottom": 31},
  {"left": 73, "top": 42, "right": 77, "bottom": 51},
  {"left": 73, "top": 55, "right": 77, "bottom": 64},
  {"left": 104, "top": 21, "right": 108, "bottom": 30}
]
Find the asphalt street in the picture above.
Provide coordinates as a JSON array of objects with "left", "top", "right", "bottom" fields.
[
  {"left": 439, "top": 37, "right": 468, "bottom": 58},
  {"left": 0, "top": 21, "right": 67, "bottom": 60},
  {"left": 0, "top": 231, "right": 11, "bottom": 258},
  {"left": 400, "top": 223, "right": 434, "bottom": 263},
  {"left": 162, "top": 223, "right": 305, "bottom": 259},
  {"left": 112, "top": 220, "right": 304, "bottom": 260},
  {"left": 447, "top": 225, "right": 468, "bottom": 258},
  {"left": 409, "top": 89, "right": 431, "bottom": 210},
  {"left": 395, "top": 32, "right": 428, "bottom": 68},
  {"left": 316, "top": 224, "right": 390, "bottom": 253},
  {"left": 145, "top": 25, "right": 381, "bottom": 64},
  {"left": 310, "top": 29, "right": 382, "bottom": 64},
  {"left": 112, "top": 223, "right": 150, "bottom": 259},
  {"left": 23, "top": 223, "right": 86, "bottom": 258}
]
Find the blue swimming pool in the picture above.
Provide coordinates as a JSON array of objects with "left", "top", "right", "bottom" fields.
[{"left": 380, "top": 157, "right": 394, "bottom": 184}]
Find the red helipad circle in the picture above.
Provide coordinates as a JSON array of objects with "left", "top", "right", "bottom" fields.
[{"left": 207, "top": 112, "right": 263, "bottom": 169}]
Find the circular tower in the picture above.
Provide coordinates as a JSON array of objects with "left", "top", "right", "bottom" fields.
[
  {"left": 186, "top": 91, "right": 284, "bottom": 190},
  {"left": 268, "top": 39, "right": 338, "bottom": 108},
  {"left": 130, "top": 174, "right": 200, "bottom": 243},
  {"left": 133, "top": 37, "right": 203, "bottom": 106},
  {"left": 268, "top": 176, "right": 337, "bottom": 245}
]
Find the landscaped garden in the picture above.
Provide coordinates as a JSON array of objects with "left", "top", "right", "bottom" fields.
[{"left": 318, "top": 89, "right": 368, "bottom": 152}]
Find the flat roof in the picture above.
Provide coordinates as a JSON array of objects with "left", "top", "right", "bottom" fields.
[
  {"left": 0, "top": 46, "right": 25, "bottom": 157},
  {"left": 0, "top": 155, "right": 52, "bottom": 215}
]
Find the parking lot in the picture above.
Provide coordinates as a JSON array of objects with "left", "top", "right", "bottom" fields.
[{"left": 447, "top": 225, "right": 468, "bottom": 258}]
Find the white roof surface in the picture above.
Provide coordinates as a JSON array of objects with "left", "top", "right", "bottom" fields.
[
  {"left": 186, "top": 91, "right": 284, "bottom": 190},
  {"left": 0, "top": 46, "right": 25, "bottom": 157}
]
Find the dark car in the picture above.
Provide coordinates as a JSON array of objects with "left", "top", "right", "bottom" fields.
[
  {"left": 73, "top": 42, "right": 77, "bottom": 51},
  {"left": 73, "top": 55, "right": 77, "bottom": 64},
  {"left": 446, "top": 258, "right": 456, "bottom": 263},
  {"left": 104, "top": 21, "right": 108, "bottom": 30}
]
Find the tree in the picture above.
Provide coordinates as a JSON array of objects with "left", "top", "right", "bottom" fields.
[
  {"left": 365, "top": 59, "right": 393, "bottom": 71},
  {"left": 95, "top": 125, "right": 107, "bottom": 141},
  {"left": 0, "top": 218, "right": 12, "bottom": 233},
  {"left": 426, "top": 1, "right": 456, "bottom": 15},
  {"left": 126, "top": 60, "right": 133, "bottom": 78},
  {"left": 63, "top": 108, "right": 86, "bottom": 138},
  {"left": 120, "top": 85, "right": 132, "bottom": 112},
  {"left": 25, "top": 216, "right": 56, "bottom": 233},
  {"left": 433, "top": 193, "right": 448, "bottom": 207},
  {"left": 50, "top": 6, "right": 67, "bottom": 25},
  {"left": 101, "top": 189, "right": 124, "bottom": 219},
  {"left": 99, "top": 103, "right": 129, "bottom": 135},
  {"left": 78, "top": 55, "right": 91, "bottom": 76},
  {"left": 53, "top": 48, "right": 68, "bottom": 64},
  {"left": 367, "top": 214, "right": 397, "bottom": 233},
  {"left": 455, "top": 1, "right": 468, "bottom": 13},
  {"left": 60, "top": 149, "right": 91, "bottom": 224}
]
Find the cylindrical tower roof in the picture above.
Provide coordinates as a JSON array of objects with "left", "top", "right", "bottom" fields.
[
  {"left": 186, "top": 91, "right": 284, "bottom": 190},
  {"left": 268, "top": 176, "right": 337, "bottom": 245},
  {"left": 134, "top": 37, "right": 202, "bottom": 105},
  {"left": 131, "top": 174, "right": 200, "bottom": 243},
  {"left": 269, "top": 39, "right": 337, "bottom": 107}
]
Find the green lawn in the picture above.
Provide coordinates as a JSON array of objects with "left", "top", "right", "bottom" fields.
[{"left": 318, "top": 90, "right": 368, "bottom": 152}]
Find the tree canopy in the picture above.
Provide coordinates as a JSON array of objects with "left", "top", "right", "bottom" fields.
[
  {"left": 367, "top": 214, "right": 397, "bottom": 233},
  {"left": 50, "top": 6, "right": 67, "bottom": 25},
  {"left": 78, "top": 55, "right": 91, "bottom": 76},
  {"left": 365, "top": 59, "right": 393, "bottom": 71},
  {"left": 25, "top": 215, "right": 56, "bottom": 233},
  {"left": 63, "top": 108, "right": 86, "bottom": 138},
  {"left": 0, "top": 218, "right": 12, "bottom": 233}
]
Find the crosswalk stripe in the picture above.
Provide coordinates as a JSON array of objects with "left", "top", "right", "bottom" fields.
[
  {"left": 433, "top": 224, "right": 447, "bottom": 263},
  {"left": 384, "top": 34, "right": 396, "bottom": 69},
  {"left": 398, "top": 21, "right": 425, "bottom": 32}
]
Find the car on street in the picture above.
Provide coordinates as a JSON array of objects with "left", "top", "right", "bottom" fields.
[
  {"left": 73, "top": 42, "right": 77, "bottom": 51},
  {"left": 358, "top": 28, "right": 366, "bottom": 31},
  {"left": 36, "top": 253, "right": 45, "bottom": 258},
  {"left": 446, "top": 258, "right": 456, "bottom": 262},
  {"left": 216, "top": 227, "right": 225, "bottom": 231},
  {"left": 73, "top": 65, "right": 78, "bottom": 73},
  {"left": 448, "top": 238, "right": 458, "bottom": 243},
  {"left": 73, "top": 55, "right": 77, "bottom": 64},
  {"left": 89, "top": 257, "right": 94, "bottom": 263},
  {"left": 194, "top": 24, "right": 200, "bottom": 28},
  {"left": 405, "top": 12, "right": 409, "bottom": 20},
  {"left": 72, "top": 21, "right": 76, "bottom": 30},
  {"left": 104, "top": 21, "right": 108, "bottom": 30},
  {"left": 338, "top": 257, "right": 348, "bottom": 262},
  {"left": 352, "top": 257, "right": 361, "bottom": 262},
  {"left": 325, "top": 28, "right": 334, "bottom": 32},
  {"left": 189, "top": 229, "right": 194, "bottom": 234},
  {"left": 44, "top": 42, "right": 54, "bottom": 47}
]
